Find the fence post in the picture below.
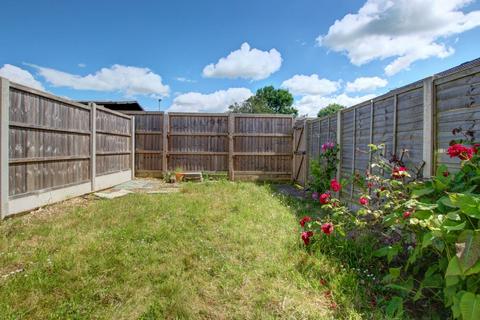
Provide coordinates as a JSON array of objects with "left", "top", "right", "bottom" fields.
[
  {"left": 336, "top": 110, "right": 342, "bottom": 183},
  {"left": 89, "top": 103, "right": 96, "bottom": 191},
  {"left": 304, "top": 119, "right": 311, "bottom": 184},
  {"left": 392, "top": 94, "right": 398, "bottom": 156},
  {"left": 0, "top": 78, "right": 9, "bottom": 218},
  {"left": 162, "top": 113, "right": 168, "bottom": 175},
  {"left": 422, "top": 76, "right": 435, "bottom": 178},
  {"left": 291, "top": 118, "right": 296, "bottom": 182},
  {"left": 228, "top": 113, "right": 235, "bottom": 181},
  {"left": 130, "top": 116, "right": 135, "bottom": 179}
]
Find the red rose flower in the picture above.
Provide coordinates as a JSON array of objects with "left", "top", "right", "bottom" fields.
[
  {"left": 330, "top": 179, "right": 341, "bottom": 192},
  {"left": 321, "top": 222, "right": 334, "bottom": 235},
  {"left": 443, "top": 170, "right": 450, "bottom": 177},
  {"left": 359, "top": 197, "right": 369, "bottom": 206},
  {"left": 301, "top": 231, "right": 314, "bottom": 245},
  {"left": 319, "top": 193, "right": 331, "bottom": 205},
  {"left": 392, "top": 166, "right": 408, "bottom": 179},
  {"left": 403, "top": 211, "right": 411, "bottom": 219},
  {"left": 447, "top": 144, "right": 473, "bottom": 161},
  {"left": 300, "top": 216, "right": 312, "bottom": 227},
  {"left": 473, "top": 143, "right": 480, "bottom": 154}
]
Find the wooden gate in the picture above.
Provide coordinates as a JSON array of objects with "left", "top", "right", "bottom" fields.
[{"left": 292, "top": 119, "right": 307, "bottom": 186}]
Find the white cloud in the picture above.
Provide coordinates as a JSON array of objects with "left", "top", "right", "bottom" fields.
[
  {"left": 295, "top": 93, "right": 376, "bottom": 116},
  {"left": 167, "top": 88, "right": 253, "bottom": 113},
  {"left": 346, "top": 76, "right": 387, "bottom": 92},
  {"left": 318, "top": 0, "right": 480, "bottom": 75},
  {"left": 281, "top": 74, "right": 341, "bottom": 96},
  {"left": 0, "top": 64, "right": 45, "bottom": 90},
  {"left": 78, "top": 63, "right": 86, "bottom": 68},
  {"left": 202, "top": 42, "right": 282, "bottom": 80},
  {"left": 28, "top": 64, "right": 170, "bottom": 98},
  {"left": 175, "top": 77, "right": 196, "bottom": 83}
]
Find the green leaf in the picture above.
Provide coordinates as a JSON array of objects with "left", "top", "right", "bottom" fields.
[
  {"left": 460, "top": 292, "right": 480, "bottom": 320},
  {"left": 446, "top": 210, "right": 462, "bottom": 221},
  {"left": 465, "top": 260, "right": 480, "bottom": 276},
  {"left": 414, "top": 210, "right": 433, "bottom": 220},
  {"left": 449, "top": 193, "right": 480, "bottom": 219},
  {"left": 446, "top": 275, "right": 460, "bottom": 287},
  {"left": 416, "top": 202, "right": 438, "bottom": 211},
  {"left": 443, "top": 221, "right": 466, "bottom": 232},
  {"left": 412, "top": 187, "right": 434, "bottom": 198},
  {"left": 373, "top": 245, "right": 400, "bottom": 263},
  {"left": 456, "top": 230, "right": 480, "bottom": 270},
  {"left": 446, "top": 256, "right": 464, "bottom": 277},
  {"left": 386, "top": 296, "right": 404, "bottom": 319},
  {"left": 421, "top": 273, "right": 442, "bottom": 288},
  {"left": 439, "top": 196, "right": 458, "bottom": 208},
  {"left": 422, "top": 232, "right": 434, "bottom": 249}
]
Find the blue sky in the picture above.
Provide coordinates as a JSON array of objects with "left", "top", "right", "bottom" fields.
[{"left": 1, "top": 0, "right": 480, "bottom": 115}]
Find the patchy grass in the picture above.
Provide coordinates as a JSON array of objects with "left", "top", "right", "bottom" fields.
[{"left": 0, "top": 181, "right": 377, "bottom": 319}]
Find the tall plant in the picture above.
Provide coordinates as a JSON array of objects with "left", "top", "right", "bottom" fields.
[{"left": 309, "top": 142, "right": 339, "bottom": 194}]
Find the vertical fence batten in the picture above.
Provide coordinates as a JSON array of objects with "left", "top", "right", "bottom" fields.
[
  {"left": 131, "top": 116, "right": 135, "bottom": 179},
  {"left": 228, "top": 113, "right": 235, "bottom": 180},
  {"left": 392, "top": 94, "right": 398, "bottom": 156},
  {"left": 350, "top": 108, "right": 356, "bottom": 199},
  {"left": 423, "top": 76, "right": 434, "bottom": 178},
  {"left": 162, "top": 113, "right": 168, "bottom": 174},
  {"left": 336, "top": 110, "right": 342, "bottom": 182},
  {"left": 368, "top": 100, "right": 374, "bottom": 167},
  {"left": 0, "top": 78, "right": 9, "bottom": 218}
]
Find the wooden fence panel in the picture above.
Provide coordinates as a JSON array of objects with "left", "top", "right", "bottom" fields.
[
  {"left": 125, "top": 112, "right": 293, "bottom": 180},
  {"left": 168, "top": 113, "right": 229, "bottom": 172},
  {"left": 8, "top": 86, "right": 91, "bottom": 197},
  {"left": 1, "top": 81, "right": 133, "bottom": 218},
  {"left": 234, "top": 115, "right": 293, "bottom": 180},
  {"left": 95, "top": 108, "right": 132, "bottom": 176},
  {"left": 396, "top": 87, "right": 424, "bottom": 168},
  {"left": 298, "top": 58, "right": 480, "bottom": 200},
  {"left": 435, "top": 64, "right": 480, "bottom": 172}
]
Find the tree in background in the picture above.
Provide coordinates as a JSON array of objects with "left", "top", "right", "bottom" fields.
[
  {"left": 317, "top": 103, "right": 345, "bottom": 118},
  {"left": 229, "top": 86, "right": 297, "bottom": 115}
]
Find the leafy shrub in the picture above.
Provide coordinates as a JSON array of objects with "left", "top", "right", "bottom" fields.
[
  {"left": 309, "top": 142, "right": 339, "bottom": 195},
  {"left": 300, "top": 127, "right": 480, "bottom": 319}
]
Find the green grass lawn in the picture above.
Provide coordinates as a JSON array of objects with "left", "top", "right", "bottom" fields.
[{"left": 0, "top": 181, "right": 376, "bottom": 319}]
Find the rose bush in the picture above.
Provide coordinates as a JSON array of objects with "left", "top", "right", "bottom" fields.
[
  {"left": 300, "top": 127, "right": 480, "bottom": 319},
  {"left": 309, "top": 141, "right": 339, "bottom": 195}
]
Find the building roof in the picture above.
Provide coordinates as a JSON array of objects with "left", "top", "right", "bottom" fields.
[{"left": 77, "top": 100, "right": 145, "bottom": 111}]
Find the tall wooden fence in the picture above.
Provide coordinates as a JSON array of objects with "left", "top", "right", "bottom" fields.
[
  {"left": 295, "top": 58, "right": 480, "bottom": 202},
  {"left": 0, "top": 79, "right": 134, "bottom": 218},
  {"left": 124, "top": 112, "right": 293, "bottom": 181}
]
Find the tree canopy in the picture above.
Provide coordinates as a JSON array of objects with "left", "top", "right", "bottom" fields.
[
  {"left": 317, "top": 103, "right": 345, "bottom": 118},
  {"left": 229, "top": 86, "right": 297, "bottom": 115}
]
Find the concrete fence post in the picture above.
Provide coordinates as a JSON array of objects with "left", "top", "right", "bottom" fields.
[
  {"left": 89, "top": 103, "right": 97, "bottom": 191},
  {"left": 0, "top": 78, "right": 10, "bottom": 219},
  {"left": 422, "top": 76, "right": 435, "bottom": 178}
]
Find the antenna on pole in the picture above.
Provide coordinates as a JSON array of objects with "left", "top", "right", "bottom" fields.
[{"left": 158, "top": 99, "right": 162, "bottom": 111}]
